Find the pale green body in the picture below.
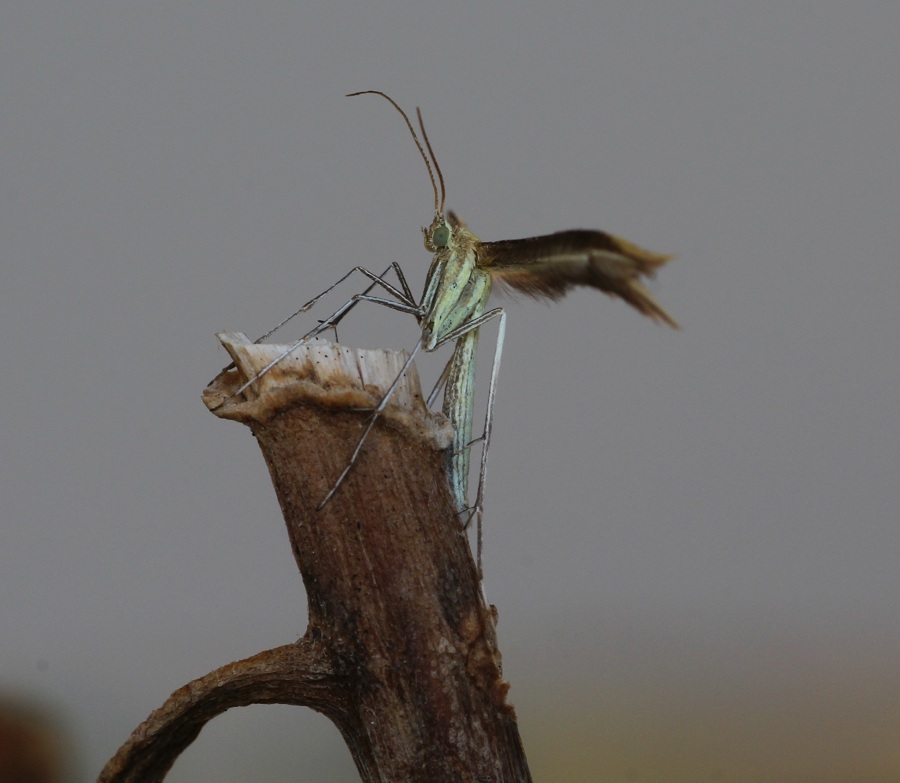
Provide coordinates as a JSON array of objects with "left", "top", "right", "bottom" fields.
[{"left": 420, "top": 218, "right": 492, "bottom": 513}]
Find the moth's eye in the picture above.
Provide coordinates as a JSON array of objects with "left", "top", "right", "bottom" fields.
[{"left": 432, "top": 225, "right": 451, "bottom": 247}]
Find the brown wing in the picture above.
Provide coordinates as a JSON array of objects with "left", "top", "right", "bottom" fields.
[{"left": 477, "top": 230, "right": 679, "bottom": 328}]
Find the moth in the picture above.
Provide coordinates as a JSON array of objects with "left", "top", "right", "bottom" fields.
[{"left": 216, "top": 91, "right": 678, "bottom": 574}]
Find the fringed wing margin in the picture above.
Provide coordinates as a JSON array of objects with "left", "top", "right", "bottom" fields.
[{"left": 478, "top": 230, "right": 679, "bottom": 328}]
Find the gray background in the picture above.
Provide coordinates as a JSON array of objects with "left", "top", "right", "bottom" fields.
[{"left": 2, "top": 2, "right": 899, "bottom": 781}]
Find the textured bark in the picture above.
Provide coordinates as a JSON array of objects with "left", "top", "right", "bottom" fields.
[{"left": 98, "top": 334, "right": 532, "bottom": 783}]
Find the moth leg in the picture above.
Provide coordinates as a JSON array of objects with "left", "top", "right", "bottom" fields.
[
  {"left": 431, "top": 307, "right": 506, "bottom": 578},
  {"left": 210, "top": 264, "right": 420, "bottom": 411},
  {"left": 317, "top": 337, "right": 425, "bottom": 509}
]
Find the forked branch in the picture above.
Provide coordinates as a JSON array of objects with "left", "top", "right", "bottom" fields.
[
  {"left": 97, "top": 641, "right": 343, "bottom": 783},
  {"left": 98, "top": 334, "right": 532, "bottom": 783}
]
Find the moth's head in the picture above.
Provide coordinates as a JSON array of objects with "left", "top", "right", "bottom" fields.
[
  {"left": 423, "top": 212, "right": 452, "bottom": 252},
  {"left": 422, "top": 210, "right": 469, "bottom": 252}
]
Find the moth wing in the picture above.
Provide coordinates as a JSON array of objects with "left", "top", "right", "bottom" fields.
[{"left": 478, "top": 230, "right": 679, "bottom": 328}]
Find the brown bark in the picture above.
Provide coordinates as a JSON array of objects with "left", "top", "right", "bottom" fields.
[{"left": 97, "top": 333, "right": 532, "bottom": 783}]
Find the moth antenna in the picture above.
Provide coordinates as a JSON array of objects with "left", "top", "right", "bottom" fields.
[
  {"left": 416, "top": 107, "right": 446, "bottom": 215},
  {"left": 347, "top": 90, "right": 441, "bottom": 217}
]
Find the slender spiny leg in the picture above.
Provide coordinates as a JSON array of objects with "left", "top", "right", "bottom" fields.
[
  {"left": 346, "top": 294, "right": 423, "bottom": 315},
  {"left": 431, "top": 307, "right": 506, "bottom": 577},
  {"left": 258, "top": 263, "right": 416, "bottom": 343},
  {"left": 218, "top": 264, "right": 427, "bottom": 505},
  {"left": 212, "top": 269, "right": 424, "bottom": 411},
  {"left": 209, "top": 264, "right": 416, "bottom": 386},
  {"left": 317, "top": 337, "right": 425, "bottom": 509},
  {"left": 472, "top": 310, "right": 505, "bottom": 578}
]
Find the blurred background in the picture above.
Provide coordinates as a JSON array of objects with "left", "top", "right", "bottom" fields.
[{"left": 2, "top": 3, "right": 899, "bottom": 781}]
